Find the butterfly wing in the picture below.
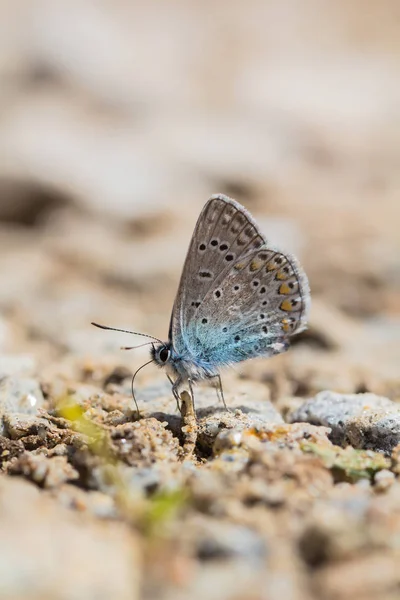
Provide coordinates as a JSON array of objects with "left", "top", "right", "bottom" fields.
[
  {"left": 169, "top": 194, "right": 310, "bottom": 371},
  {"left": 189, "top": 244, "right": 310, "bottom": 368},
  {"left": 169, "top": 194, "right": 267, "bottom": 354}
]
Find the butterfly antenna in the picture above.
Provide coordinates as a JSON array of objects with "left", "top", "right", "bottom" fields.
[
  {"left": 91, "top": 322, "right": 162, "bottom": 344},
  {"left": 121, "top": 342, "right": 155, "bottom": 351},
  {"left": 130, "top": 357, "right": 154, "bottom": 417}
]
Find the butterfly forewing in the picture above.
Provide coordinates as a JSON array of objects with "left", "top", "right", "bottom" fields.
[{"left": 169, "top": 194, "right": 266, "bottom": 353}]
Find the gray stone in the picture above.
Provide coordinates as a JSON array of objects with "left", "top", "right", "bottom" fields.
[
  {"left": 191, "top": 518, "right": 267, "bottom": 562},
  {"left": 289, "top": 391, "right": 400, "bottom": 454},
  {"left": 3, "top": 413, "right": 51, "bottom": 440},
  {"left": 193, "top": 386, "right": 283, "bottom": 454},
  {"left": 346, "top": 411, "right": 400, "bottom": 455},
  {"left": 374, "top": 469, "right": 395, "bottom": 492},
  {"left": 0, "top": 377, "right": 45, "bottom": 435}
]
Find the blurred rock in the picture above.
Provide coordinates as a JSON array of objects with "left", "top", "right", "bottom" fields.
[
  {"left": 51, "top": 484, "right": 117, "bottom": 519},
  {"left": 299, "top": 494, "right": 373, "bottom": 567},
  {"left": 4, "top": 413, "right": 56, "bottom": 441},
  {"left": 212, "top": 429, "right": 244, "bottom": 455},
  {"left": 289, "top": 391, "right": 394, "bottom": 434},
  {"left": 0, "top": 178, "right": 69, "bottom": 225},
  {"left": 0, "top": 377, "right": 44, "bottom": 436},
  {"left": 301, "top": 441, "right": 391, "bottom": 483},
  {"left": 346, "top": 410, "right": 400, "bottom": 455},
  {"left": 314, "top": 553, "right": 400, "bottom": 600},
  {"left": 0, "top": 435, "right": 24, "bottom": 466},
  {"left": 103, "top": 365, "right": 133, "bottom": 390},
  {"left": 9, "top": 452, "right": 79, "bottom": 489},
  {"left": 189, "top": 516, "right": 267, "bottom": 562},
  {"left": 197, "top": 402, "right": 283, "bottom": 455},
  {"left": 0, "top": 242, "right": 55, "bottom": 309},
  {"left": 0, "top": 476, "right": 139, "bottom": 600},
  {"left": 284, "top": 350, "right": 370, "bottom": 396},
  {"left": 374, "top": 469, "right": 395, "bottom": 493},
  {"left": 290, "top": 390, "right": 400, "bottom": 453},
  {"left": 110, "top": 418, "right": 181, "bottom": 466}
]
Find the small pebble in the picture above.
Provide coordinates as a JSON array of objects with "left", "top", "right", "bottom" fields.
[{"left": 374, "top": 469, "right": 395, "bottom": 492}]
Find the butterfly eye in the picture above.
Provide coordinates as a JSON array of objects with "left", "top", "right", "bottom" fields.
[{"left": 159, "top": 347, "right": 170, "bottom": 362}]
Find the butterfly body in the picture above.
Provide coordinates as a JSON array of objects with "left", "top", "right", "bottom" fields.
[
  {"left": 151, "top": 194, "right": 310, "bottom": 402},
  {"left": 151, "top": 342, "right": 217, "bottom": 382}
]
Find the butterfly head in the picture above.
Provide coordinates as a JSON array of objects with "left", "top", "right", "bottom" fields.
[{"left": 151, "top": 342, "right": 173, "bottom": 368}]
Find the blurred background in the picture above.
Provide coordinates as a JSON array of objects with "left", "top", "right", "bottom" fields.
[
  {"left": 1, "top": 3, "right": 400, "bottom": 600},
  {"left": 0, "top": 0, "right": 399, "bottom": 389}
]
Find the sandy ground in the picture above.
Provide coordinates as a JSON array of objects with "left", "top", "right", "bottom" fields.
[{"left": 0, "top": 2, "right": 399, "bottom": 599}]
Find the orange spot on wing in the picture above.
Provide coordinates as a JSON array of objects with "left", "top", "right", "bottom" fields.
[
  {"left": 250, "top": 260, "right": 263, "bottom": 272},
  {"left": 280, "top": 299, "right": 294, "bottom": 312},
  {"left": 279, "top": 283, "right": 291, "bottom": 294},
  {"left": 281, "top": 318, "right": 291, "bottom": 332},
  {"left": 234, "top": 262, "right": 245, "bottom": 270},
  {"left": 276, "top": 270, "right": 289, "bottom": 280}
]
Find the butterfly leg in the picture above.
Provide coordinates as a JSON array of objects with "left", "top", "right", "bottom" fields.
[
  {"left": 166, "top": 374, "right": 181, "bottom": 412},
  {"left": 187, "top": 378, "right": 196, "bottom": 412},
  {"left": 209, "top": 374, "right": 231, "bottom": 412},
  {"left": 168, "top": 375, "right": 196, "bottom": 415}
]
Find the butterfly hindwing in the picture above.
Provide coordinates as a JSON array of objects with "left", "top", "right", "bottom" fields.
[{"left": 187, "top": 245, "right": 309, "bottom": 367}]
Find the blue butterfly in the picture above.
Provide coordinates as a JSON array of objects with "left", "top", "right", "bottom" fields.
[{"left": 93, "top": 194, "right": 310, "bottom": 413}]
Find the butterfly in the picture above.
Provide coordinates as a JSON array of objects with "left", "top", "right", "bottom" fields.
[{"left": 93, "top": 194, "right": 310, "bottom": 413}]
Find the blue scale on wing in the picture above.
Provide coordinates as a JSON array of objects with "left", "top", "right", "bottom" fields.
[{"left": 187, "top": 321, "right": 288, "bottom": 369}]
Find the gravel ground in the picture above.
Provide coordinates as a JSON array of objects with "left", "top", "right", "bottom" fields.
[{"left": 0, "top": 2, "right": 399, "bottom": 599}]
